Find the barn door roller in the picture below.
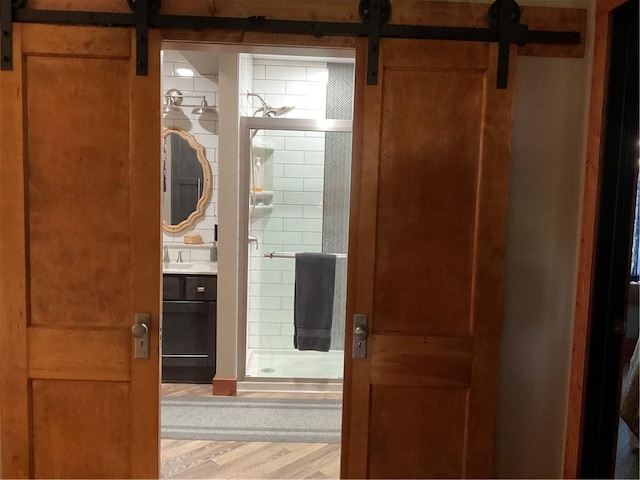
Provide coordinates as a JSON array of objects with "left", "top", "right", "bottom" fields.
[{"left": 0, "top": 0, "right": 580, "bottom": 89}]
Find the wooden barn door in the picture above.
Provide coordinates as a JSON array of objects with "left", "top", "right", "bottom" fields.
[
  {"left": 341, "top": 38, "right": 516, "bottom": 478},
  {"left": 0, "top": 24, "right": 161, "bottom": 478}
]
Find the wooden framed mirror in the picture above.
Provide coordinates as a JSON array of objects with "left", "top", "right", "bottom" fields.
[{"left": 162, "top": 126, "right": 212, "bottom": 233}]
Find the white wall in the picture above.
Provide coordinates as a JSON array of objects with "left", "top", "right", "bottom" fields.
[{"left": 494, "top": 41, "right": 593, "bottom": 480}]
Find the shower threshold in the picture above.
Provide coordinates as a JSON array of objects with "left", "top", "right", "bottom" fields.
[
  {"left": 243, "top": 348, "right": 344, "bottom": 392},
  {"left": 238, "top": 379, "right": 343, "bottom": 394}
]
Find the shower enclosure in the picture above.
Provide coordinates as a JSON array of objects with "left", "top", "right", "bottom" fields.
[{"left": 238, "top": 117, "right": 353, "bottom": 383}]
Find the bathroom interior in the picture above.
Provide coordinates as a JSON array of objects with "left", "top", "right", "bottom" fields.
[{"left": 159, "top": 43, "right": 355, "bottom": 475}]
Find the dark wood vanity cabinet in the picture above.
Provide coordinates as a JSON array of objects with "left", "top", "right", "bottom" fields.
[{"left": 162, "top": 274, "right": 216, "bottom": 383}]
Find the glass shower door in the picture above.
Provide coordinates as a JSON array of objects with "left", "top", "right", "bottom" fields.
[{"left": 240, "top": 118, "right": 352, "bottom": 380}]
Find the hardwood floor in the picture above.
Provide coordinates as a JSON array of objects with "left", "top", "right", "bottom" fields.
[
  {"left": 162, "top": 383, "right": 213, "bottom": 397},
  {"left": 162, "top": 439, "right": 341, "bottom": 479},
  {"left": 161, "top": 383, "right": 342, "bottom": 479},
  {"left": 161, "top": 383, "right": 343, "bottom": 401}
]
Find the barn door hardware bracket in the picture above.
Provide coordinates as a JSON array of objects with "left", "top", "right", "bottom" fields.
[
  {"left": 0, "top": 0, "right": 25, "bottom": 71},
  {"left": 359, "top": 0, "right": 391, "bottom": 85},
  {"left": 489, "top": 0, "right": 527, "bottom": 88},
  {"left": 128, "top": 0, "right": 159, "bottom": 75}
]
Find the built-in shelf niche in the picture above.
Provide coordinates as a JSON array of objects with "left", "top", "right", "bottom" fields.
[{"left": 251, "top": 144, "right": 274, "bottom": 217}]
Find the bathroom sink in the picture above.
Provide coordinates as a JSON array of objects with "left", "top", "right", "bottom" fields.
[
  {"left": 163, "top": 262, "right": 194, "bottom": 270},
  {"left": 162, "top": 261, "right": 218, "bottom": 275}
]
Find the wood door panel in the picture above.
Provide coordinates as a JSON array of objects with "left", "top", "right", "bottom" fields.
[
  {"left": 369, "top": 335, "right": 472, "bottom": 387},
  {"left": 374, "top": 67, "right": 484, "bottom": 336},
  {"left": 368, "top": 386, "right": 468, "bottom": 479},
  {"left": 382, "top": 39, "right": 489, "bottom": 69},
  {"left": 27, "top": 328, "right": 131, "bottom": 381},
  {"left": 22, "top": 24, "right": 131, "bottom": 57},
  {"left": 32, "top": 379, "right": 131, "bottom": 478},
  {"left": 27, "top": 56, "right": 131, "bottom": 327},
  {"left": 342, "top": 38, "right": 515, "bottom": 478},
  {"left": 0, "top": 24, "right": 161, "bottom": 478}
]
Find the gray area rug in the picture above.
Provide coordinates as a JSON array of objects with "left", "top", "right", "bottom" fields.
[{"left": 161, "top": 397, "right": 342, "bottom": 444}]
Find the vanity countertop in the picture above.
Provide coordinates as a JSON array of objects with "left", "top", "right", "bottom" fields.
[{"left": 163, "top": 261, "right": 217, "bottom": 275}]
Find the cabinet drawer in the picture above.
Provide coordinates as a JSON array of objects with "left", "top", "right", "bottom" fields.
[
  {"left": 163, "top": 275, "right": 182, "bottom": 300},
  {"left": 161, "top": 300, "right": 216, "bottom": 384},
  {"left": 185, "top": 276, "right": 217, "bottom": 301}
]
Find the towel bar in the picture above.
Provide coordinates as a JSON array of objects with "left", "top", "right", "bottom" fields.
[{"left": 264, "top": 252, "right": 348, "bottom": 259}]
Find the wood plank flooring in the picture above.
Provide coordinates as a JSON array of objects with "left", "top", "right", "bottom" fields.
[
  {"left": 161, "top": 383, "right": 343, "bottom": 401},
  {"left": 162, "top": 439, "right": 341, "bottom": 479},
  {"left": 161, "top": 383, "right": 342, "bottom": 479}
]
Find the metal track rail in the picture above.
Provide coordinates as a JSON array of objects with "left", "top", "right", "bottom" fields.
[{"left": 0, "top": 0, "right": 581, "bottom": 88}]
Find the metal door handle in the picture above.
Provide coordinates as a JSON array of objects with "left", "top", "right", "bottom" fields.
[
  {"left": 131, "top": 322, "right": 148, "bottom": 338},
  {"left": 353, "top": 314, "right": 368, "bottom": 359},
  {"left": 197, "top": 286, "right": 205, "bottom": 293},
  {"left": 132, "top": 313, "right": 150, "bottom": 359},
  {"left": 354, "top": 325, "right": 368, "bottom": 341}
]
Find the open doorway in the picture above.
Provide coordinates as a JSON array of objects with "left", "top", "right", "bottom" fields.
[
  {"left": 578, "top": 1, "right": 639, "bottom": 477},
  {"left": 617, "top": 183, "right": 639, "bottom": 478},
  {"left": 158, "top": 44, "right": 355, "bottom": 479}
]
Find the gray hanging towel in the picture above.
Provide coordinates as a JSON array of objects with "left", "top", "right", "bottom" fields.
[{"left": 294, "top": 252, "right": 336, "bottom": 352}]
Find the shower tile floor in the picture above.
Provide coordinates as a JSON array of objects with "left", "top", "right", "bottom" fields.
[{"left": 246, "top": 348, "right": 344, "bottom": 379}]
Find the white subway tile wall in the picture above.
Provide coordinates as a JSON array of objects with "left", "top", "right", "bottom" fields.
[
  {"left": 247, "top": 57, "right": 332, "bottom": 359},
  {"left": 161, "top": 50, "right": 219, "bottom": 260}
]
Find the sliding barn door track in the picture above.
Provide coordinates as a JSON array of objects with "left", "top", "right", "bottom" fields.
[{"left": 0, "top": 0, "right": 580, "bottom": 88}]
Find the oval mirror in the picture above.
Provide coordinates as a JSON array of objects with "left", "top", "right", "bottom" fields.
[{"left": 162, "top": 127, "right": 212, "bottom": 233}]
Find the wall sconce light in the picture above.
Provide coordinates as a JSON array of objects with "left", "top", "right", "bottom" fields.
[
  {"left": 191, "top": 97, "right": 216, "bottom": 115},
  {"left": 163, "top": 88, "right": 218, "bottom": 118}
]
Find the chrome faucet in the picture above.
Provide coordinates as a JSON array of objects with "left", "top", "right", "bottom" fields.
[
  {"left": 162, "top": 246, "right": 170, "bottom": 263},
  {"left": 176, "top": 251, "right": 185, "bottom": 263}
]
